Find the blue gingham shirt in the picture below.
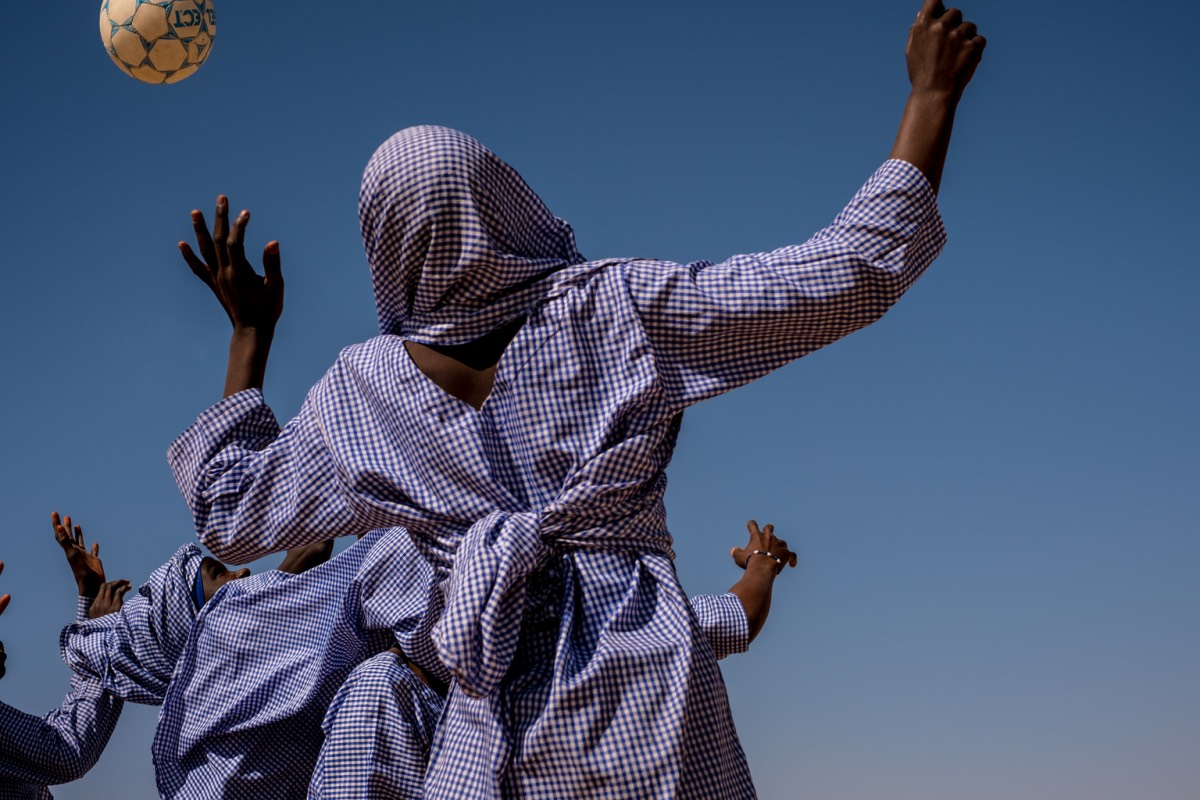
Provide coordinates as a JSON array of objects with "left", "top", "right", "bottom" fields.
[
  {"left": 1, "top": 599, "right": 124, "bottom": 800},
  {"left": 152, "top": 528, "right": 428, "bottom": 800},
  {"left": 170, "top": 158, "right": 944, "bottom": 798}
]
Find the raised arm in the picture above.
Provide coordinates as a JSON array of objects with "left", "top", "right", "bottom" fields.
[
  {"left": 625, "top": 2, "right": 985, "bottom": 409},
  {"left": 890, "top": 0, "right": 987, "bottom": 193},
  {"left": 727, "top": 520, "right": 796, "bottom": 644},
  {"left": 178, "top": 195, "right": 283, "bottom": 399},
  {"left": 172, "top": 197, "right": 375, "bottom": 562}
]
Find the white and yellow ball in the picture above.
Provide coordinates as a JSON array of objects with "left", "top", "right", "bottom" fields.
[{"left": 99, "top": 0, "right": 216, "bottom": 84}]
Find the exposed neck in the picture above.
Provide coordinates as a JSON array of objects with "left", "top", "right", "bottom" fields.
[{"left": 403, "top": 317, "right": 524, "bottom": 409}]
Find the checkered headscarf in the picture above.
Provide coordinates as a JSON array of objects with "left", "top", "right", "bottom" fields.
[{"left": 358, "top": 125, "right": 586, "bottom": 344}]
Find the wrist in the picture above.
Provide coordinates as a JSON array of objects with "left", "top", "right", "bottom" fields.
[
  {"left": 744, "top": 552, "right": 781, "bottom": 577},
  {"left": 230, "top": 324, "right": 274, "bottom": 346},
  {"left": 907, "top": 87, "right": 958, "bottom": 107}
]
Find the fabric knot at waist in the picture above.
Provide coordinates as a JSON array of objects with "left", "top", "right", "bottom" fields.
[{"left": 431, "top": 506, "right": 671, "bottom": 697}]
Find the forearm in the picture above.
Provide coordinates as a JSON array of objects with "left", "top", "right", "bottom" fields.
[
  {"left": 224, "top": 327, "right": 274, "bottom": 398},
  {"left": 728, "top": 560, "right": 779, "bottom": 644},
  {"left": 889, "top": 90, "right": 958, "bottom": 194}
]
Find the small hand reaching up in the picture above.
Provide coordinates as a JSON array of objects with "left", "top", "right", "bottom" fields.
[
  {"left": 728, "top": 520, "right": 797, "bottom": 643},
  {"left": 730, "top": 520, "right": 798, "bottom": 574},
  {"left": 52, "top": 512, "right": 107, "bottom": 600}
]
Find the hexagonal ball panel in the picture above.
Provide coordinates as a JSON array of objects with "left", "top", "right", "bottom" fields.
[
  {"left": 166, "top": 64, "right": 200, "bottom": 84},
  {"left": 199, "top": 0, "right": 216, "bottom": 37},
  {"left": 149, "top": 38, "right": 187, "bottom": 72},
  {"left": 168, "top": 0, "right": 204, "bottom": 37},
  {"left": 110, "top": 27, "right": 147, "bottom": 67},
  {"left": 105, "top": 0, "right": 138, "bottom": 26},
  {"left": 130, "top": 63, "right": 168, "bottom": 84},
  {"left": 131, "top": 3, "right": 170, "bottom": 43}
]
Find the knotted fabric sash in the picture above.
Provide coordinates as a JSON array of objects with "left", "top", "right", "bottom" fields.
[{"left": 432, "top": 508, "right": 672, "bottom": 698}]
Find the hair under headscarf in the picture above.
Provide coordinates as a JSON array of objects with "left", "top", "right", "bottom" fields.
[
  {"left": 358, "top": 125, "right": 587, "bottom": 345},
  {"left": 59, "top": 544, "right": 205, "bottom": 705}
]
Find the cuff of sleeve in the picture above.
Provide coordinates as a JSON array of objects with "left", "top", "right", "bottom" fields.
[
  {"left": 184, "top": 389, "right": 275, "bottom": 441},
  {"left": 76, "top": 595, "right": 93, "bottom": 622},
  {"left": 693, "top": 592, "right": 751, "bottom": 660},
  {"left": 833, "top": 159, "right": 947, "bottom": 267},
  {"left": 167, "top": 389, "right": 282, "bottom": 493}
]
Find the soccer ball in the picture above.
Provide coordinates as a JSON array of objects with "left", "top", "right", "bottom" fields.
[{"left": 99, "top": 0, "right": 216, "bottom": 84}]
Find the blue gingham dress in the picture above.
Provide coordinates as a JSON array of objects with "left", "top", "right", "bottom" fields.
[
  {"left": 309, "top": 592, "right": 750, "bottom": 800},
  {"left": 1, "top": 600, "right": 124, "bottom": 800},
  {"left": 152, "top": 527, "right": 430, "bottom": 800},
  {"left": 169, "top": 126, "right": 944, "bottom": 798}
]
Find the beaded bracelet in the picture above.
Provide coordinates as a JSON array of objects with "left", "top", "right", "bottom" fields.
[{"left": 740, "top": 549, "right": 783, "bottom": 570}]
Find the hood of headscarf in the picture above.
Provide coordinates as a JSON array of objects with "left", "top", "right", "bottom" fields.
[
  {"left": 59, "top": 543, "right": 204, "bottom": 705},
  {"left": 359, "top": 125, "right": 586, "bottom": 344}
]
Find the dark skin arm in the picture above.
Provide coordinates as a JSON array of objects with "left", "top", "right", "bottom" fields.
[
  {"left": 728, "top": 520, "right": 797, "bottom": 644},
  {"left": 0, "top": 561, "right": 8, "bottom": 679},
  {"left": 179, "top": 196, "right": 284, "bottom": 398},
  {"left": 889, "top": 0, "right": 987, "bottom": 193}
]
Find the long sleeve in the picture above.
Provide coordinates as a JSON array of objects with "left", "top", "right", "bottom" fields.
[
  {"left": 167, "top": 389, "right": 364, "bottom": 564},
  {"left": 0, "top": 679, "right": 123, "bottom": 791},
  {"left": 624, "top": 159, "right": 946, "bottom": 409},
  {"left": 690, "top": 593, "right": 750, "bottom": 661}
]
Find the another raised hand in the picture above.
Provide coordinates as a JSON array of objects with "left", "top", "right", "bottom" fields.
[
  {"left": 88, "top": 579, "right": 133, "bottom": 620},
  {"left": 727, "top": 520, "right": 797, "bottom": 643},
  {"left": 1, "top": 560, "right": 8, "bottom": 679},
  {"left": 178, "top": 196, "right": 284, "bottom": 397},
  {"left": 0, "top": 560, "right": 9, "bottom": 617},
  {"left": 179, "top": 196, "right": 284, "bottom": 333},
  {"left": 906, "top": 0, "right": 986, "bottom": 103},
  {"left": 52, "top": 512, "right": 107, "bottom": 600},
  {"left": 889, "top": 0, "right": 987, "bottom": 192}
]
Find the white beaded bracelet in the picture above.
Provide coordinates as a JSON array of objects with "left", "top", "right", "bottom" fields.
[{"left": 740, "top": 549, "right": 783, "bottom": 570}]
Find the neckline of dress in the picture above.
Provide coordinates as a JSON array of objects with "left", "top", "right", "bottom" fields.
[{"left": 399, "top": 321, "right": 533, "bottom": 415}]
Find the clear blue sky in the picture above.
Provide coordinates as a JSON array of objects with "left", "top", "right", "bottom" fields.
[{"left": 1, "top": 1, "right": 1196, "bottom": 798}]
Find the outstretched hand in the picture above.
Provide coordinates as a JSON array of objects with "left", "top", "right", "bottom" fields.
[
  {"left": 88, "top": 580, "right": 132, "bottom": 620},
  {"left": 52, "top": 512, "right": 107, "bottom": 599},
  {"left": 179, "top": 196, "right": 284, "bottom": 334},
  {"left": 907, "top": 0, "right": 986, "bottom": 102},
  {"left": 730, "top": 520, "right": 798, "bottom": 575},
  {"left": 728, "top": 520, "right": 797, "bottom": 644}
]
